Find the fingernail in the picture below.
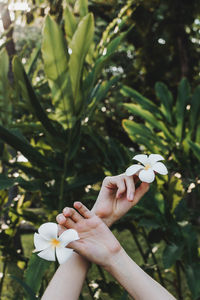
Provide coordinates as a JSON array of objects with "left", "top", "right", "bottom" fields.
[
  {"left": 63, "top": 207, "right": 70, "bottom": 215},
  {"left": 74, "top": 202, "right": 81, "bottom": 209},
  {"left": 57, "top": 214, "right": 65, "bottom": 223},
  {"left": 129, "top": 192, "right": 134, "bottom": 201}
]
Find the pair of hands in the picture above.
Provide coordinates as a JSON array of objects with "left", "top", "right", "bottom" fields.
[{"left": 56, "top": 174, "right": 149, "bottom": 267}]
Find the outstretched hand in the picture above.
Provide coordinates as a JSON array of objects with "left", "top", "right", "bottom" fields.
[{"left": 91, "top": 174, "right": 149, "bottom": 226}]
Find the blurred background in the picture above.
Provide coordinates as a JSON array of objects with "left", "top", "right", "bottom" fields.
[{"left": 0, "top": 0, "right": 200, "bottom": 299}]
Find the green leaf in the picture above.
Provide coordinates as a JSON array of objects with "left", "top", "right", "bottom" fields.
[
  {"left": 88, "top": 76, "right": 120, "bottom": 114},
  {"left": 189, "top": 85, "right": 200, "bottom": 136},
  {"left": 26, "top": 44, "right": 41, "bottom": 76},
  {"left": 0, "top": 174, "right": 15, "bottom": 190},
  {"left": 13, "top": 57, "right": 64, "bottom": 141},
  {"left": 185, "top": 264, "right": 200, "bottom": 299},
  {"left": 175, "top": 78, "right": 191, "bottom": 141},
  {"left": 122, "top": 119, "right": 167, "bottom": 152},
  {"left": 64, "top": 5, "right": 77, "bottom": 40},
  {"left": 0, "top": 48, "right": 11, "bottom": 125},
  {"left": 155, "top": 81, "right": 173, "bottom": 124},
  {"left": 163, "top": 243, "right": 183, "bottom": 268},
  {"left": 121, "top": 85, "right": 161, "bottom": 117},
  {"left": 68, "top": 13, "right": 94, "bottom": 112},
  {"left": 74, "top": 0, "right": 88, "bottom": 18},
  {"left": 188, "top": 140, "right": 200, "bottom": 161},
  {"left": 123, "top": 103, "right": 174, "bottom": 141},
  {"left": 24, "top": 254, "right": 51, "bottom": 297},
  {"left": 84, "top": 32, "right": 127, "bottom": 97},
  {"left": 42, "top": 15, "right": 73, "bottom": 124},
  {"left": 10, "top": 275, "right": 39, "bottom": 300},
  {"left": 0, "top": 124, "right": 55, "bottom": 168}
]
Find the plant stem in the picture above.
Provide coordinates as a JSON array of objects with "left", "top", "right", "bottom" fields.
[
  {"left": 86, "top": 277, "right": 95, "bottom": 299},
  {"left": 127, "top": 223, "right": 147, "bottom": 264},
  {"left": 97, "top": 265, "right": 107, "bottom": 282},
  {"left": 0, "top": 260, "right": 7, "bottom": 298},
  {"left": 59, "top": 151, "right": 68, "bottom": 211},
  {"left": 176, "top": 261, "right": 183, "bottom": 300},
  {"left": 141, "top": 228, "right": 165, "bottom": 287}
]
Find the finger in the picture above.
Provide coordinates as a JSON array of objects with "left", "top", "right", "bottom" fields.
[
  {"left": 63, "top": 217, "right": 76, "bottom": 229},
  {"left": 63, "top": 207, "right": 84, "bottom": 223},
  {"left": 67, "top": 240, "right": 85, "bottom": 254},
  {"left": 124, "top": 175, "right": 135, "bottom": 202},
  {"left": 115, "top": 177, "right": 126, "bottom": 198},
  {"left": 134, "top": 182, "right": 149, "bottom": 205},
  {"left": 56, "top": 213, "right": 66, "bottom": 225},
  {"left": 73, "top": 202, "right": 94, "bottom": 219}
]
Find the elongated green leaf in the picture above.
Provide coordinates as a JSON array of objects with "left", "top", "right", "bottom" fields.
[
  {"left": 122, "top": 119, "right": 167, "bottom": 152},
  {"left": 10, "top": 275, "right": 39, "bottom": 300},
  {"left": 0, "top": 124, "right": 55, "bottom": 168},
  {"left": 24, "top": 254, "right": 51, "bottom": 298},
  {"left": 185, "top": 264, "right": 200, "bottom": 299},
  {"left": 175, "top": 78, "right": 191, "bottom": 141},
  {"left": 84, "top": 29, "right": 131, "bottom": 96},
  {"left": 13, "top": 57, "right": 65, "bottom": 141},
  {"left": 121, "top": 85, "right": 161, "bottom": 117},
  {"left": 88, "top": 76, "right": 120, "bottom": 115},
  {"left": 42, "top": 15, "right": 73, "bottom": 124},
  {"left": 74, "top": 0, "right": 88, "bottom": 17},
  {"left": 155, "top": 82, "right": 173, "bottom": 124},
  {"left": 189, "top": 85, "right": 200, "bottom": 135},
  {"left": 124, "top": 103, "right": 174, "bottom": 141},
  {"left": 0, "top": 48, "right": 11, "bottom": 125},
  {"left": 69, "top": 13, "right": 94, "bottom": 112},
  {"left": 163, "top": 243, "right": 183, "bottom": 268},
  {"left": 64, "top": 5, "right": 77, "bottom": 40},
  {"left": 0, "top": 174, "right": 15, "bottom": 189},
  {"left": 188, "top": 140, "right": 200, "bottom": 161},
  {"left": 26, "top": 44, "right": 41, "bottom": 76}
]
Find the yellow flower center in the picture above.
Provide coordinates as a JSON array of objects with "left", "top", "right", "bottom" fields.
[
  {"left": 144, "top": 164, "right": 151, "bottom": 170},
  {"left": 51, "top": 238, "right": 60, "bottom": 247}
]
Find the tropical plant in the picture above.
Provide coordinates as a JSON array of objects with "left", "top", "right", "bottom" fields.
[{"left": 121, "top": 79, "right": 200, "bottom": 299}]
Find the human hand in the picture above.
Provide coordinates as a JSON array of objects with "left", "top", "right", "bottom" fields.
[
  {"left": 91, "top": 174, "right": 149, "bottom": 226},
  {"left": 56, "top": 202, "right": 121, "bottom": 268}
]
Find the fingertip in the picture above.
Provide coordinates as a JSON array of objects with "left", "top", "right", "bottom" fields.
[
  {"left": 74, "top": 201, "right": 82, "bottom": 209},
  {"left": 56, "top": 213, "right": 66, "bottom": 224}
]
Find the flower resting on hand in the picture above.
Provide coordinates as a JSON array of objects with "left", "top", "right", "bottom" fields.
[
  {"left": 34, "top": 222, "right": 79, "bottom": 264},
  {"left": 125, "top": 154, "right": 168, "bottom": 183}
]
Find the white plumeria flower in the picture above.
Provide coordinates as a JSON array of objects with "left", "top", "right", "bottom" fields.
[
  {"left": 34, "top": 222, "right": 79, "bottom": 264},
  {"left": 125, "top": 154, "right": 168, "bottom": 183}
]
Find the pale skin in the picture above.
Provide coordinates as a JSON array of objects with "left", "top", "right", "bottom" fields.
[{"left": 42, "top": 174, "right": 175, "bottom": 300}]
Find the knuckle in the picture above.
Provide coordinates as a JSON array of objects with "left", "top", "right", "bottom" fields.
[{"left": 103, "top": 176, "right": 111, "bottom": 184}]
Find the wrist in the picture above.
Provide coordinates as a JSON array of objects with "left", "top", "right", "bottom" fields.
[{"left": 103, "top": 245, "right": 125, "bottom": 271}]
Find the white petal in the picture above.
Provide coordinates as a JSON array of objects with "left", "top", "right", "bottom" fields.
[
  {"left": 38, "top": 222, "right": 58, "bottom": 240},
  {"left": 133, "top": 154, "right": 148, "bottom": 166},
  {"left": 37, "top": 246, "right": 56, "bottom": 261},
  {"left": 139, "top": 169, "right": 155, "bottom": 183},
  {"left": 149, "top": 154, "right": 165, "bottom": 165},
  {"left": 152, "top": 162, "right": 168, "bottom": 175},
  {"left": 58, "top": 229, "right": 79, "bottom": 247},
  {"left": 56, "top": 247, "right": 73, "bottom": 264},
  {"left": 34, "top": 233, "right": 50, "bottom": 251},
  {"left": 126, "top": 164, "right": 144, "bottom": 176}
]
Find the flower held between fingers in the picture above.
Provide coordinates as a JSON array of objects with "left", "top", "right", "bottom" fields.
[
  {"left": 125, "top": 154, "right": 168, "bottom": 183},
  {"left": 34, "top": 222, "right": 79, "bottom": 264}
]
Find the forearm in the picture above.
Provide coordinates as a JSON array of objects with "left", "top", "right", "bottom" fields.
[
  {"left": 105, "top": 248, "right": 176, "bottom": 300},
  {"left": 42, "top": 252, "right": 90, "bottom": 300}
]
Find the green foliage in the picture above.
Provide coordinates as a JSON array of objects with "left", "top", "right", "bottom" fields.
[
  {"left": 0, "top": 0, "right": 200, "bottom": 299},
  {"left": 122, "top": 79, "right": 200, "bottom": 299}
]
